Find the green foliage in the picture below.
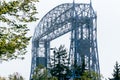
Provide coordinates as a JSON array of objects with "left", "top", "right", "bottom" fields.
[
  {"left": 48, "top": 76, "right": 58, "bottom": 80},
  {"left": 32, "top": 45, "right": 69, "bottom": 80},
  {"left": 32, "top": 64, "right": 48, "bottom": 80},
  {"left": 50, "top": 45, "right": 69, "bottom": 80},
  {"left": 73, "top": 59, "right": 86, "bottom": 77},
  {"left": 0, "top": 72, "right": 24, "bottom": 80},
  {"left": 109, "top": 61, "right": 120, "bottom": 80},
  {"left": 74, "top": 70, "right": 99, "bottom": 80},
  {"left": 8, "top": 72, "right": 24, "bottom": 80},
  {"left": 0, "top": 0, "right": 39, "bottom": 61},
  {"left": 113, "top": 62, "right": 120, "bottom": 79},
  {"left": 0, "top": 76, "right": 6, "bottom": 80},
  {"left": 73, "top": 59, "right": 100, "bottom": 80},
  {"left": 31, "top": 46, "right": 100, "bottom": 80},
  {"left": 80, "top": 71, "right": 91, "bottom": 80},
  {"left": 32, "top": 64, "right": 59, "bottom": 80}
]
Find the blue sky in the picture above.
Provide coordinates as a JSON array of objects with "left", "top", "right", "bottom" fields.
[{"left": 0, "top": 0, "right": 120, "bottom": 80}]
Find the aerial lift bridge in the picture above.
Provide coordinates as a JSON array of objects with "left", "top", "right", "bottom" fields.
[{"left": 30, "top": 0, "right": 100, "bottom": 79}]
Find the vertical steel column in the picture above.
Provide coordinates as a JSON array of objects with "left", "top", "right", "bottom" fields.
[
  {"left": 44, "top": 41, "right": 50, "bottom": 68},
  {"left": 30, "top": 40, "right": 39, "bottom": 80}
]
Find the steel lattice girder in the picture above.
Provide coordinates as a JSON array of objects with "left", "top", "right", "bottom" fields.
[
  {"left": 33, "top": 3, "right": 96, "bottom": 41},
  {"left": 30, "top": 3, "right": 100, "bottom": 80}
]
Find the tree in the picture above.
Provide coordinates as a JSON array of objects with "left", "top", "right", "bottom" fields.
[
  {"left": 48, "top": 77, "right": 58, "bottom": 80},
  {"left": 0, "top": 73, "right": 25, "bottom": 80},
  {"left": 32, "top": 64, "right": 59, "bottom": 80},
  {"left": 8, "top": 72, "right": 24, "bottom": 80},
  {"left": 32, "top": 64, "right": 48, "bottom": 80},
  {"left": 74, "top": 58, "right": 86, "bottom": 78},
  {"left": 50, "top": 45, "right": 69, "bottom": 80},
  {"left": 73, "top": 59, "right": 100, "bottom": 80},
  {"left": 109, "top": 61, "right": 120, "bottom": 80},
  {"left": 0, "top": 0, "right": 39, "bottom": 61},
  {"left": 0, "top": 76, "right": 6, "bottom": 80},
  {"left": 74, "top": 70, "right": 99, "bottom": 80},
  {"left": 78, "top": 71, "right": 91, "bottom": 80}
]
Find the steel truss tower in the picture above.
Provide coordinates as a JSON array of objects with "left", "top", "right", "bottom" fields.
[{"left": 30, "top": 1, "right": 100, "bottom": 80}]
